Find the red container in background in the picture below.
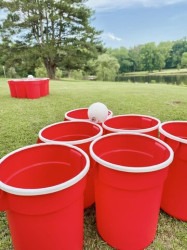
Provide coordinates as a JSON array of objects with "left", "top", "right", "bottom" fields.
[
  {"left": 0, "top": 143, "right": 89, "bottom": 250},
  {"left": 159, "top": 121, "right": 187, "bottom": 221},
  {"left": 37, "top": 120, "right": 103, "bottom": 208},
  {"left": 103, "top": 114, "right": 161, "bottom": 137},
  {"left": 7, "top": 78, "right": 50, "bottom": 99},
  {"left": 90, "top": 133, "right": 173, "bottom": 250}
]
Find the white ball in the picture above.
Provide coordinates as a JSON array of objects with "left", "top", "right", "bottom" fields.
[
  {"left": 27, "top": 75, "right": 34, "bottom": 78},
  {"left": 88, "top": 102, "right": 108, "bottom": 123}
]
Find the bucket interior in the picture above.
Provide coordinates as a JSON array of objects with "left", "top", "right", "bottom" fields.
[
  {"left": 41, "top": 122, "right": 101, "bottom": 141},
  {"left": 67, "top": 109, "right": 88, "bottom": 119},
  {"left": 0, "top": 145, "right": 86, "bottom": 189},
  {"left": 92, "top": 134, "right": 170, "bottom": 168},
  {"left": 104, "top": 116, "right": 158, "bottom": 130},
  {"left": 66, "top": 108, "right": 112, "bottom": 120},
  {"left": 161, "top": 122, "right": 187, "bottom": 140}
]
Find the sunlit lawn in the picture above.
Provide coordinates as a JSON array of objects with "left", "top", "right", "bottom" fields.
[{"left": 0, "top": 78, "right": 187, "bottom": 249}]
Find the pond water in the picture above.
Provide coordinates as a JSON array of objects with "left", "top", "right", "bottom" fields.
[{"left": 116, "top": 74, "right": 187, "bottom": 85}]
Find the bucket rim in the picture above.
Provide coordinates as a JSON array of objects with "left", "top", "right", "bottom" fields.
[
  {"left": 9, "top": 78, "right": 49, "bottom": 82},
  {"left": 64, "top": 107, "right": 113, "bottom": 121},
  {"left": 159, "top": 121, "right": 187, "bottom": 144},
  {"left": 102, "top": 114, "right": 161, "bottom": 133},
  {"left": 0, "top": 143, "right": 90, "bottom": 196},
  {"left": 38, "top": 120, "right": 103, "bottom": 145},
  {"left": 90, "top": 132, "right": 174, "bottom": 173}
]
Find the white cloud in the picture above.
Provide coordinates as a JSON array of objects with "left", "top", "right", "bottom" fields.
[
  {"left": 87, "top": 0, "right": 187, "bottom": 11},
  {"left": 104, "top": 32, "right": 122, "bottom": 41}
]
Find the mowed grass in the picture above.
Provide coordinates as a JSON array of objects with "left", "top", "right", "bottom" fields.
[{"left": 0, "top": 78, "right": 187, "bottom": 249}]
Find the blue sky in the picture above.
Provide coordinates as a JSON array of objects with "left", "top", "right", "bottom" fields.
[
  {"left": 1, "top": 0, "right": 187, "bottom": 49},
  {"left": 87, "top": 0, "right": 187, "bottom": 48}
]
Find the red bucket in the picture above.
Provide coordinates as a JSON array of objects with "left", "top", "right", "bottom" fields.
[
  {"left": 159, "top": 121, "right": 187, "bottom": 221},
  {"left": 64, "top": 107, "right": 113, "bottom": 123},
  {"left": 0, "top": 143, "right": 89, "bottom": 250},
  {"left": 38, "top": 120, "right": 103, "bottom": 208},
  {"left": 103, "top": 114, "right": 160, "bottom": 137},
  {"left": 90, "top": 133, "right": 173, "bottom": 250}
]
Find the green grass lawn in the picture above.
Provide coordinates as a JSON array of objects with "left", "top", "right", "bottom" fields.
[{"left": 0, "top": 78, "right": 187, "bottom": 249}]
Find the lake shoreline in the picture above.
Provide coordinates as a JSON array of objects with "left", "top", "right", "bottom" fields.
[
  {"left": 116, "top": 70, "right": 187, "bottom": 84},
  {"left": 123, "top": 69, "right": 187, "bottom": 77}
]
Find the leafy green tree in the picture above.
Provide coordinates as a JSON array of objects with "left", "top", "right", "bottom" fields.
[
  {"left": 140, "top": 43, "right": 157, "bottom": 72},
  {"left": 95, "top": 54, "right": 120, "bottom": 81},
  {"left": 154, "top": 49, "right": 165, "bottom": 71},
  {"left": 107, "top": 47, "right": 132, "bottom": 73},
  {"left": 157, "top": 41, "right": 173, "bottom": 69},
  {"left": 2, "top": 41, "right": 40, "bottom": 77},
  {"left": 7, "top": 67, "right": 18, "bottom": 78},
  {"left": 181, "top": 52, "right": 187, "bottom": 68},
  {"left": 58, "top": 42, "right": 104, "bottom": 76},
  {"left": 35, "top": 65, "right": 48, "bottom": 78},
  {"left": 166, "top": 39, "right": 187, "bottom": 68},
  {"left": 128, "top": 45, "right": 143, "bottom": 72},
  {"left": 84, "top": 59, "right": 97, "bottom": 76},
  {"left": 0, "top": 0, "right": 101, "bottom": 79},
  {"left": 139, "top": 42, "right": 165, "bottom": 72},
  {"left": 70, "top": 70, "right": 83, "bottom": 80},
  {"left": 55, "top": 67, "right": 63, "bottom": 79}
]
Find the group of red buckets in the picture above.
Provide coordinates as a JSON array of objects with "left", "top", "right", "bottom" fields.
[
  {"left": 8, "top": 78, "right": 50, "bottom": 99},
  {"left": 0, "top": 103, "right": 187, "bottom": 250}
]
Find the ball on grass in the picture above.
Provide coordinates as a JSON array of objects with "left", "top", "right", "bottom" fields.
[{"left": 88, "top": 102, "right": 108, "bottom": 123}]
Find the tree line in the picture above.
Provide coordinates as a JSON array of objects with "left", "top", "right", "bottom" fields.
[
  {"left": 0, "top": 0, "right": 187, "bottom": 81},
  {"left": 94, "top": 39, "right": 187, "bottom": 80}
]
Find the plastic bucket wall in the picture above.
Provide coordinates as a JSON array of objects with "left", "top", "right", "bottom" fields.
[
  {"left": 103, "top": 114, "right": 161, "bottom": 137},
  {"left": 14, "top": 80, "right": 27, "bottom": 98},
  {"left": 90, "top": 133, "right": 173, "bottom": 250},
  {"left": 159, "top": 121, "right": 187, "bottom": 221},
  {"left": 8, "top": 80, "right": 17, "bottom": 97},
  {"left": 40, "top": 78, "right": 49, "bottom": 96},
  {"left": 0, "top": 143, "right": 89, "bottom": 250},
  {"left": 38, "top": 120, "right": 103, "bottom": 208},
  {"left": 25, "top": 80, "right": 41, "bottom": 99},
  {"left": 25, "top": 78, "right": 49, "bottom": 98},
  {"left": 64, "top": 107, "right": 113, "bottom": 124}
]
